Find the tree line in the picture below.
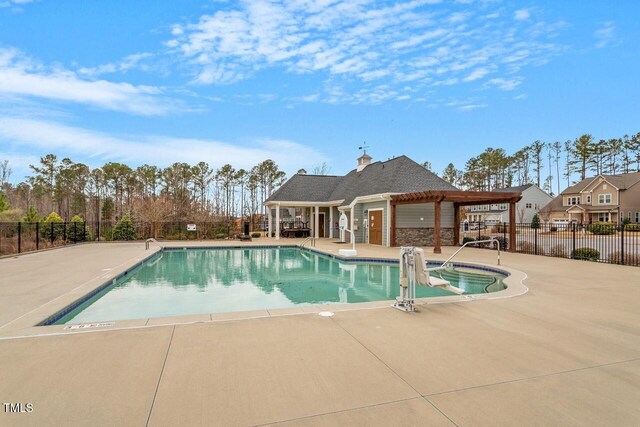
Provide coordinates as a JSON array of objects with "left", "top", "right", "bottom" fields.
[
  {"left": 0, "top": 156, "right": 286, "bottom": 227},
  {"left": 438, "top": 132, "right": 640, "bottom": 195}
]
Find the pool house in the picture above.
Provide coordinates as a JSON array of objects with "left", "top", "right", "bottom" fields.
[{"left": 264, "top": 153, "right": 521, "bottom": 253}]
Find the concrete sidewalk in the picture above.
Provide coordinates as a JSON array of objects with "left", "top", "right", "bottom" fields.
[{"left": 0, "top": 240, "right": 639, "bottom": 426}]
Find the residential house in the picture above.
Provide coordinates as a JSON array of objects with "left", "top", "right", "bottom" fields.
[
  {"left": 465, "top": 184, "right": 553, "bottom": 225},
  {"left": 539, "top": 172, "right": 640, "bottom": 225}
]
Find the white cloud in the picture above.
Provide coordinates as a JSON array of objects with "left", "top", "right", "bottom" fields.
[
  {"left": 77, "top": 53, "right": 154, "bottom": 77},
  {"left": 514, "top": 9, "right": 530, "bottom": 21},
  {"left": 483, "top": 77, "right": 522, "bottom": 91},
  {"left": 463, "top": 67, "right": 491, "bottom": 82},
  {"left": 594, "top": 21, "right": 616, "bottom": 48},
  {"left": 0, "top": 48, "right": 177, "bottom": 115},
  {"left": 165, "top": 0, "right": 565, "bottom": 105},
  {"left": 0, "top": 0, "right": 32, "bottom": 8},
  {"left": 0, "top": 117, "right": 327, "bottom": 175}
]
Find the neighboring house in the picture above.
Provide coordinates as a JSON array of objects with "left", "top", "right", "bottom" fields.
[
  {"left": 539, "top": 172, "right": 640, "bottom": 225},
  {"left": 465, "top": 184, "right": 553, "bottom": 224},
  {"left": 264, "top": 153, "right": 458, "bottom": 247}
]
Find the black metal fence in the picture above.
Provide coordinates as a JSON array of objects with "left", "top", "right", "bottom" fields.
[
  {"left": 462, "top": 221, "right": 640, "bottom": 267},
  {"left": 0, "top": 220, "right": 241, "bottom": 257},
  {"left": 3, "top": 219, "right": 639, "bottom": 267}
]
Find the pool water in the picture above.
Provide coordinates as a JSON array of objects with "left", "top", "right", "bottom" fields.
[{"left": 54, "top": 248, "right": 506, "bottom": 324}]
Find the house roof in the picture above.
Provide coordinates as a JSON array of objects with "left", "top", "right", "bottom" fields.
[
  {"left": 562, "top": 172, "right": 640, "bottom": 194},
  {"left": 265, "top": 155, "right": 457, "bottom": 206},
  {"left": 492, "top": 184, "right": 534, "bottom": 193}
]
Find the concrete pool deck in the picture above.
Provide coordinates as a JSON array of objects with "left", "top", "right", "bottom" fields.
[{"left": 0, "top": 239, "right": 639, "bottom": 426}]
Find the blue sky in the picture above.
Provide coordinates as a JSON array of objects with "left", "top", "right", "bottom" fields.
[{"left": 0, "top": 0, "right": 638, "bottom": 183}]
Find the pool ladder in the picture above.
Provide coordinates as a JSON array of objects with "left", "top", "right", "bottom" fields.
[
  {"left": 145, "top": 238, "right": 163, "bottom": 250},
  {"left": 299, "top": 236, "right": 316, "bottom": 248}
]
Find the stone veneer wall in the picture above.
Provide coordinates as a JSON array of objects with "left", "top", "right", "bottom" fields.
[{"left": 396, "top": 228, "right": 454, "bottom": 247}]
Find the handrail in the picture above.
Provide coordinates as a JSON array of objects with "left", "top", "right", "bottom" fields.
[
  {"left": 298, "top": 235, "right": 316, "bottom": 248},
  {"left": 145, "top": 238, "right": 163, "bottom": 250},
  {"left": 434, "top": 238, "right": 501, "bottom": 268}
]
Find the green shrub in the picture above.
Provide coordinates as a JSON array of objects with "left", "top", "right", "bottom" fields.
[
  {"left": 607, "top": 251, "right": 640, "bottom": 266},
  {"left": 22, "top": 206, "right": 40, "bottom": 222},
  {"left": 250, "top": 232, "right": 262, "bottom": 238},
  {"left": 41, "top": 211, "right": 65, "bottom": 241},
  {"left": 624, "top": 223, "right": 640, "bottom": 232},
  {"left": 67, "top": 215, "right": 92, "bottom": 242},
  {"left": 588, "top": 222, "right": 616, "bottom": 235},
  {"left": 572, "top": 247, "right": 600, "bottom": 261},
  {"left": 530, "top": 214, "right": 541, "bottom": 229},
  {"left": 215, "top": 233, "right": 227, "bottom": 240},
  {"left": 112, "top": 215, "right": 136, "bottom": 240},
  {"left": 0, "top": 192, "right": 10, "bottom": 212}
]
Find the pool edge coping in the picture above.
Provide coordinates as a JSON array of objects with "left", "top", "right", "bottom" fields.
[{"left": 0, "top": 243, "right": 528, "bottom": 340}]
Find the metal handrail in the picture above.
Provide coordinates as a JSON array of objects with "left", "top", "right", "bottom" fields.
[
  {"left": 145, "top": 238, "right": 163, "bottom": 250},
  {"left": 299, "top": 236, "right": 316, "bottom": 248},
  {"left": 434, "top": 238, "right": 501, "bottom": 268}
]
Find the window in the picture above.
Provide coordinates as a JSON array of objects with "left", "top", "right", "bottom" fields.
[
  {"left": 586, "top": 195, "right": 591, "bottom": 204},
  {"left": 598, "top": 194, "right": 612, "bottom": 204},
  {"left": 620, "top": 212, "right": 624, "bottom": 222},
  {"left": 629, "top": 212, "right": 632, "bottom": 221},
  {"left": 525, "top": 203, "right": 532, "bottom": 209},
  {"left": 636, "top": 212, "right": 640, "bottom": 223},
  {"left": 599, "top": 212, "right": 610, "bottom": 222},
  {"left": 567, "top": 196, "right": 581, "bottom": 206}
]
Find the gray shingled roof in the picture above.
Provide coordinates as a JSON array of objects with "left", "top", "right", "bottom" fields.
[
  {"left": 493, "top": 184, "right": 534, "bottom": 193},
  {"left": 265, "top": 155, "right": 457, "bottom": 205}
]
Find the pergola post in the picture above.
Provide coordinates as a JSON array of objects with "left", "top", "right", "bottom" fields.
[
  {"left": 390, "top": 202, "right": 397, "bottom": 247},
  {"left": 434, "top": 200, "right": 442, "bottom": 254},
  {"left": 275, "top": 204, "right": 281, "bottom": 240},
  {"left": 509, "top": 201, "right": 516, "bottom": 253},
  {"left": 453, "top": 203, "right": 460, "bottom": 246},
  {"left": 267, "top": 206, "right": 272, "bottom": 238},
  {"left": 314, "top": 206, "right": 320, "bottom": 239}
]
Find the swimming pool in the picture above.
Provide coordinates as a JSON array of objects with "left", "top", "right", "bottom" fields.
[{"left": 46, "top": 247, "right": 507, "bottom": 325}]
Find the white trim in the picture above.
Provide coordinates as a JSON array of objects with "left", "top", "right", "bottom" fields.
[
  {"left": 597, "top": 193, "right": 612, "bottom": 205},
  {"left": 264, "top": 200, "right": 344, "bottom": 207},
  {"left": 581, "top": 175, "right": 620, "bottom": 193},
  {"left": 386, "top": 199, "right": 391, "bottom": 247},
  {"left": 365, "top": 208, "right": 384, "bottom": 245}
]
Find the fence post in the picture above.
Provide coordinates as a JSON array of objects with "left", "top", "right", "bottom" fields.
[
  {"left": 83, "top": 221, "right": 86, "bottom": 242},
  {"left": 73, "top": 222, "right": 77, "bottom": 243},
  {"left": 572, "top": 222, "right": 576, "bottom": 258},
  {"left": 50, "top": 221, "right": 54, "bottom": 245},
  {"left": 620, "top": 224, "right": 625, "bottom": 265},
  {"left": 97, "top": 219, "right": 100, "bottom": 242},
  {"left": 477, "top": 221, "right": 481, "bottom": 239},
  {"left": 534, "top": 226, "right": 538, "bottom": 255},
  {"left": 502, "top": 222, "right": 506, "bottom": 247},
  {"left": 63, "top": 222, "right": 67, "bottom": 245},
  {"left": 36, "top": 222, "right": 39, "bottom": 250},
  {"left": 17, "top": 222, "right": 21, "bottom": 254}
]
